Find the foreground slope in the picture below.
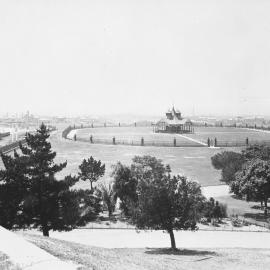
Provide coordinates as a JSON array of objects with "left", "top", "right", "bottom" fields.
[{"left": 22, "top": 232, "right": 270, "bottom": 270}]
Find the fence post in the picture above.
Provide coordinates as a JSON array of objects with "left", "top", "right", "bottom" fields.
[
  {"left": 207, "top": 138, "right": 210, "bottom": 147},
  {"left": 141, "top": 137, "right": 144, "bottom": 146},
  {"left": 74, "top": 134, "right": 77, "bottom": 141},
  {"left": 90, "top": 135, "right": 93, "bottom": 143},
  {"left": 246, "top": 137, "right": 249, "bottom": 146},
  {"left": 113, "top": 137, "right": 116, "bottom": 145},
  {"left": 173, "top": 138, "right": 176, "bottom": 147},
  {"left": 214, "top": 137, "right": 217, "bottom": 147}
]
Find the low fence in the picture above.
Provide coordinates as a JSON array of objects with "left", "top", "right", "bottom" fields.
[
  {"left": 75, "top": 136, "right": 203, "bottom": 147},
  {"left": 63, "top": 125, "right": 270, "bottom": 148},
  {"left": 207, "top": 138, "right": 270, "bottom": 148}
]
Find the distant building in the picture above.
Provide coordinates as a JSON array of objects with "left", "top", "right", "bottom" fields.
[{"left": 154, "top": 107, "right": 193, "bottom": 133}]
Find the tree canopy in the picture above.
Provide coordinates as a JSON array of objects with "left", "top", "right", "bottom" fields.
[
  {"left": 233, "top": 159, "right": 270, "bottom": 207},
  {"left": 211, "top": 151, "right": 245, "bottom": 184},
  {"left": 0, "top": 124, "right": 102, "bottom": 236},
  {"left": 211, "top": 144, "right": 270, "bottom": 208},
  {"left": 133, "top": 173, "right": 204, "bottom": 249},
  {"left": 111, "top": 156, "right": 171, "bottom": 216},
  {"left": 78, "top": 156, "right": 105, "bottom": 190},
  {"left": 112, "top": 155, "right": 204, "bottom": 249}
]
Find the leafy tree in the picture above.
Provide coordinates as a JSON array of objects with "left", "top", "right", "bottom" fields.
[
  {"left": 97, "top": 182, "right": 116, "bottom": 217},
  {"left": 78, "top": 157, "right": 105, "bottom": 190},
  {"left": 131, "top": 155, "right": 171, "bottom": 180},
  {"left": 211, "top": 151, "right": 245, "bottom": 184},
  {"left": 112, "top": 156, "right": 171, "bottom": 216},
  {"left": 61, "top": 188, "right": 102, "bottom": 227},
  {"left": 133, "top": 174, "right": 205, "bottom": 250},
  {"left": 233, "top": 159, "right": 270, "bottom": 208},
  {"left": 111, "top": 162, "right": 137, "bottom": 216},
  {"left": 201, "top": 197, "right": 227, "bottom": 223},
  {"left": 242, "top": 144, "right": 270, "bottom": 161}
]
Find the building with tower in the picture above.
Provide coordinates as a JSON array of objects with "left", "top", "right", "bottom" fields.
[{"left": 154, "top": 107, "right": 193, "bottom": 133}]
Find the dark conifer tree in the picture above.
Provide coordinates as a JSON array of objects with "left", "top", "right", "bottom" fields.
[
  {"left": 0, "top": 124, "right": 102, "bottom": 236},
  {"left": 18, "top": 123, "right": 68, "bottom": 236}
]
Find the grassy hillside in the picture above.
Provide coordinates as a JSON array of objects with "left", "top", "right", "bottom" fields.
[{"left": 22, "top": 232, "right": 270, "bottom": 270}]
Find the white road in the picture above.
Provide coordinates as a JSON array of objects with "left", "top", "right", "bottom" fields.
[{"left": 0, "top": 226, "right": 78, "bottom": 270}]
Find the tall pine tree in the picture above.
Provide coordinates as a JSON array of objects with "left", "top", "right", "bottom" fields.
[
  {"left": 19, "top": 123, "right": 67, "bottom": 236},
  {"left": 0, "top": 124, "right": 102, "bottom": 236}
]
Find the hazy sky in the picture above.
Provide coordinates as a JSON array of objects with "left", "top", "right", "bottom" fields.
[{"left": 1, "top": 0, "right": 270, "bottom": 117}]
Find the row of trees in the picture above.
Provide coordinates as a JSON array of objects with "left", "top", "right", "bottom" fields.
[{"left": 211, "top": 144, "right": 270, "bottom": 209}]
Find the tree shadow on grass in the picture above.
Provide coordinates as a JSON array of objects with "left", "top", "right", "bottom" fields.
[{"left": 145, "top": 248, "right": 217, "bottom": 257}]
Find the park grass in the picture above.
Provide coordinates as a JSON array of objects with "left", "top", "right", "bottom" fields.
[
  {"left": 22, "top": 232, "right": 270, "bottom": 270},
  {"left": 50, "top": 131, "right": 229, "bottom": 187}
]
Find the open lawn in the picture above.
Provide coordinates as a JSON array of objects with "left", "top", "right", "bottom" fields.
[
  {"left": 186, "top": 126, "right": 270, "bottom": 144},
  {"left": 21, "top": 232, "right": 270, "bottom": 270},
  {"left": 76, "top": 126, "right": 203, "bottom": 146},
  {"left": 51, "top": 131, "right": 230, "bottom": 187},
  {"left": 75, "top": 126, "right": 270, "bottom": 146}
]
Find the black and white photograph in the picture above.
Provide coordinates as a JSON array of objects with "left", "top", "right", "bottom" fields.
[{"left": 1, "top": 0, "right": 270, "bottom": 269}]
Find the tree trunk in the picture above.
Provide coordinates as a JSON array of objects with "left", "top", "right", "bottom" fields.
[
  {"left": 42, "top": 224, "right": 49, "bottom": 237},
  {"left": 265, "top": 199, "right": 268, "bottom": 208},
  {"left": 168, "top": 229, "right": 176, "bottom": 250},
  {"left": 90, "top": 181, "right": 93, "bottom": 191}
]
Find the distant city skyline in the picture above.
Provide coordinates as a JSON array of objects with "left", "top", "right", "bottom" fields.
[{"left": 1, "top": 0, "right": 270, "bottom": 117}]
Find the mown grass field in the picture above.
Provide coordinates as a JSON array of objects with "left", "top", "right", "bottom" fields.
[
  {"left": 51, "top": 131, "right": 229, "bottom": 187},
  {"left": 76, "top": 126, "right": 200, "bottom": 146},
  {"left": 22, "top": 233, "right": 270, "bottom": 270},
  {"left": 76, "top": 126, "right": 270, "bottom": 145},
  {"left": 186, "top": 126, "right": 270, "bottom": 144}
]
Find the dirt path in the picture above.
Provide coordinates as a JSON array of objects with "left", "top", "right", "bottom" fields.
[{"left": 176, "top": 134, "right": 208, "bottom": 146}]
